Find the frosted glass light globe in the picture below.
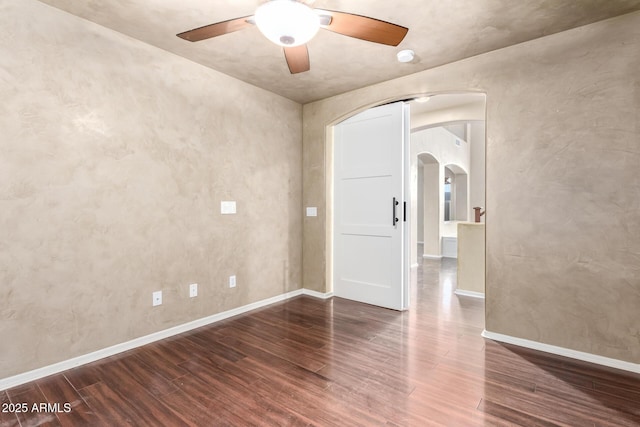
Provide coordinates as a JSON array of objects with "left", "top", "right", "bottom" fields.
[{"left": 255, "top": 0, "right": 320, "bottom": 47}]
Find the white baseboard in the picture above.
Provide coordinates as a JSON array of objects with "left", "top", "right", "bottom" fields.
[
  {"left": 422, "top": 254, "right": 442, "bottom": 259},
  {"left": 482, "top": 330, "right": 640, "bottom": 375},
  {"left": 301, "top": 289, "right": 334, "bottom": 299},
  {"left": 454, "top": 289, "right": 485, "bottom": 299},
  {"left": 0, "top": 288, "right": 331, "bottom": 391}
]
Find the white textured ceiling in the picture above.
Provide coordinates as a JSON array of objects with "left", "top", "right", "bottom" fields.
[{"left": 37, "top": 0, "right": 640, "bottom": 104}]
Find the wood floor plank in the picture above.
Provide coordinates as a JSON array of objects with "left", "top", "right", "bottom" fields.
[
  {"left": 79, "top": 381, "right": 158, "bottom": 426},
  {"left": 218, "top": 325, "right": 327, "bottom": 372},
  {"left": 215, "top": 335, "right": 332, "bottom": 391},
  {"left": 593, "top": 380, "right": 640, "bottom": 403},
  {"left": 0, "top": 391, "right": 20, "bottom": 427},
  {"left": 132, "top": 347, "right": 190, "bottom": 382},
  {"left": 173, "top": 371, "right": 308, "bottom": 426},
  {"left": 482, "top": 380, "right": 633, "bottom": 427},
  {"left": 478, "top": 398, "right": 567, "bottom": 427},
  {"left": 183, "top": 329, "right": 248, "bottom": 362},
  {"left": 534, "top": 383, "right": 640, "bottom": 425},
  {"left": 169, "top": 371, "right": 278, "bottom": 426},
  {"left": 316, "top": 356, "right": 418, "bottom": 396},
  {"left": 157, "top": 388, "right": 227, "bottom": 426},
  {"left": 99, "top": 355, "right": 179, "bottom": 397},
  {"left": 138, "top": 337, "right": 198, "bottom": 365},
  {"left": 233, "top": 315, "right": 327, "bottom": 348},
  {"left": 6, "top": 382, "right": 62, "bottom": 427},
  {"left": 3, "top": 258, "right": 640, "bottom": 426},
  {"left": 445, "top": 359, "right": 538, "bottom": 394},
  {"left": 250, "top": 376, "right": 386, "bottom": 427},
  {"left": 36, "top": 374, "right": 103, "bottom": 426},
  {"left": 63, "top": 364, "right": 105, "bottom": 391},
  {"left": 81, "top": 380, "right": 192, "bottom": 426}
]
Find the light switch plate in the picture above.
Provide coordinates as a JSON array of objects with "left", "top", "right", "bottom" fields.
[
  {"left": 221, "top": 201, "right": 237, "bottom": 214},
  {"left": 306, "top": 207, "right": 318, "bottom": 217}
]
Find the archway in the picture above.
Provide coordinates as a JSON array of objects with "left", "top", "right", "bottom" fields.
[{"left": 324, "top": 92, "right": 486, "bottom": 305}]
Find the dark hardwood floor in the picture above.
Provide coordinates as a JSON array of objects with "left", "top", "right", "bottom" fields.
[{"left": 3, "top": 258, "right": 640, "bottom": 426}]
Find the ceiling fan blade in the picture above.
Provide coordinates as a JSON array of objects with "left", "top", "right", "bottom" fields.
[
  {"left": 284, "top": 45, "right": 310, "bottom": 74},
  {"left": 317, "top": 10, "right": 408, "bottom": 46},
  {"left": 177, "top": 16, "right": 253, "bottom": 42}
]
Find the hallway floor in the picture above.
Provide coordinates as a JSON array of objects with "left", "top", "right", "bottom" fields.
[{"left": 2, "top": 258, "right": 640, "bottom": 426}]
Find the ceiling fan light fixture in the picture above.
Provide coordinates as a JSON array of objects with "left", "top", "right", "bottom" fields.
[{"left": 255, "top": 0, "right": 320, "bottom": 47}]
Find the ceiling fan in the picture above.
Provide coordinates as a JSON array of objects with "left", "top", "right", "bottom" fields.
[{"left": 177, "top": 0, "right": 408, "bottom": 74}]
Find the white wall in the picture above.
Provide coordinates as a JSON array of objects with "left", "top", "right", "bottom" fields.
[
  {"left": 417, "top": 162, "right": 424, "bottom": 246},
  {"left": 413, "top": 101, "right": 485, "bottom": 130},
  {"left": 469, "top": 121, "right": 486, "bottom": 217},
  {"left": 422, "top": 159, "right": 440, "bottom": 257},
  {"left": 454, "top": 171, "right": 469, "bottom": 220}
]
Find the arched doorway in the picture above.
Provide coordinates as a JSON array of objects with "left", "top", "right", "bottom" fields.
[{"left": 325, "top": 92, "right": 486, "bottom": 307}]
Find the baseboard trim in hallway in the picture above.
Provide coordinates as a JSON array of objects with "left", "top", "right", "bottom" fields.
[
  {"left": 482, "top": 329, "right": 640, "bottom": 374},
  {"left": 0, "top": 288, "right": 331, "bottom": 391},
  {"left": 300, "top": 289, "right": 334, "bottom": 299},
  {"left": 454, "top": 289, "right": 485, "bottom": 299}
]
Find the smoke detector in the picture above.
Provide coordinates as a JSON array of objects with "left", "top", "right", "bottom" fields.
[{"left": 396, "top": 49, "right": 414, "bottom": 63}]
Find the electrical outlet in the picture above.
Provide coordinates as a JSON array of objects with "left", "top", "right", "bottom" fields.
[
  {"left": 189, "top": 283, "right": 198, "bottom": 298},
  {"left": 152, "top": 291, "right": 162, "bottom": 306},
  {"left": 229, "top": 275, "right": 236, "bottom": 288}
]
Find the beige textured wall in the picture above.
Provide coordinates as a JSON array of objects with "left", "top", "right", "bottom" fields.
[
  {"left": 0, "top": 1, "right": 302, "bottom": 378},
  {"left": 303, "top": 12, "right": 640, "bottom": 363}
]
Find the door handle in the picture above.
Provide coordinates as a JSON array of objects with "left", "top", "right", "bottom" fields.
[{"left": 392, "top": 197, "right": 399, "bottom": 226}]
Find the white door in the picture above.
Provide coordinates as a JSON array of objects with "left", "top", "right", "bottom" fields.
[{"left": 333, "top": 102, "right": 410, "bottom": 310}]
